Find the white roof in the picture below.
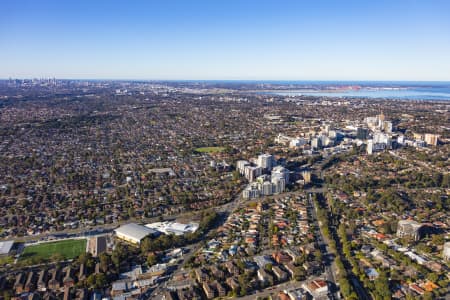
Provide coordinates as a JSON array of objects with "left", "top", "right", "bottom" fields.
[
  {"left": 0, "top": 240, "right": 14, "bottom": 255},
  {"left": 114, "top": 223, "right": 156, "bottom": 241},
  {"left": 168, "top": 223, "right": 190, "bottom": 231},
  {"left": 272, "top": 165, "right": 287, "bottom": 172},
  {"left": 398, "top": 219, "right": 422, "bottom": 229},
  {"left": 145, "top": 222, "right": 198, "bottom": 236}
]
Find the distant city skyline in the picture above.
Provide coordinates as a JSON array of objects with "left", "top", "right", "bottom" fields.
[{"left": 1, "top": 0, "right": 450, "bottom": 81}]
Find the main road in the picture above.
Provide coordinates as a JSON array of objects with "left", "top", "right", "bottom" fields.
[
  {"left": 306, "top": 191, "right": 339, "bottom": 300},
  {"left": 146, "top": 188, "right": 246, "bottom": 299},
  {"left": 2, "top": 185, "right": 247, "bottom": 243}
]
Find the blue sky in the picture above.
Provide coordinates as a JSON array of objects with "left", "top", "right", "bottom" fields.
[{"left": 1, "top": 0, "right": 450, "bottom": 80}]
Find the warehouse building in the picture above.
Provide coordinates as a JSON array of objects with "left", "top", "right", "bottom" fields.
[
  {"left": 145, "top": 221, "right": 199, "bottom": 236},
  {"left": 0, "top": 240, "right": 14, "bottom": 256},
  {"left": 114, "top": 223, "right": 157, "bottom": 245}
]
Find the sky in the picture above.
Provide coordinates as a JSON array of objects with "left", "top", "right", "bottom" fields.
[{"left": 1, "top": 0, "right": 450, "bottom": 81}]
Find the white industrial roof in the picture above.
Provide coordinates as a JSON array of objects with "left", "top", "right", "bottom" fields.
[
  {"left": 145, "top": 222, "right": 199, "bottom": 236},
  {"left": 169, "top": 223, "right": 190, "bottom": 232},
  {"left": 114, "top": 223, "right": 156, "bottom": 241},
  {"left": 0, "top": 240, "right": 14, "bottom": 255}
]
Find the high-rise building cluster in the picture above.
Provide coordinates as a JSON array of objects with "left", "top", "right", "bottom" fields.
[
  {"left": 364, "top": 113, "right": 394, "bottom": 154},
  {"left": 274, "top": 123, "right": 340, "bottom": 152},
  {"left": 365, "top": 112, "right": 393, "bottom": 133},
  {"left": 362, "top": 113, "right": 440, "bottom": 155},
  {"left": 238, "top": 154, "right": 291, "bottom": 199}
]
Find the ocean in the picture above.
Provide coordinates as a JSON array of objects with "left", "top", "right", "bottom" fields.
[{"left": 259, "top": 81, "right": 450, "bottom": 101}]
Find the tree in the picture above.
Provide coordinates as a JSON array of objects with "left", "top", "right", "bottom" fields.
[
  {"left": 111, "top": 245, "right": 125, "bottom": 270},
  {"left": 313, "top": 249, "right": 323, "bottom": 262},
  {"left": 427, "top": 272, "right": 439, "bottom": 283},
  {"left": 232, "top": 170, "right": 240, "bottom": 181},
  {"left": 50, "top": 252, "right": 64, "bottom": 262},
  {"left": 339, "top": 277, "right": 352, "bottom": 297},
  {"left": 238, "top": 275, "right": 247, "bottom": 296},
  {"left": 86, "top": 274, "right": 96, "bottom": 288},
  {"left": 294, "top": 267, "right": 306, "bottom": 281},
  {"left": 86, "top": 257, "right": 95, "bottom": 270},
  {"left": 423, "top": 292, "right": 434, "bottom": 300},
  {"left": 99, "top": 253, "right": 111, "bottom": 273},
  {"left": 141, "top": 237, "right": 152, "bottom": 253},
  {"left": 77, "top": 252, "right": 89, "bottom": 265},
  {"left": 147, "top": 253, "right": 158, "bottom": 266},
  {"left": 95, "top": 273, "right": 107, "bottom": 288},
  {"left": 87, "top": 273, "right": 108, "bottom": 289},
  {"left": 431, "top": 234, "right": 444, "bottom": 246},
  {"left": 228, "top": 290, "right": 237, "bottom": 298},
  {"left": 295, "top": 254, "right": 306, "bottom": 266},
  {"left": 128, "top": 207, "right": 134, "bottom": 218},
  {"left": 3, "top": 290, "right": 12, "bottom": 300},
  {"left": 374, "top": 271, "right": 391, "bottom": 300}
]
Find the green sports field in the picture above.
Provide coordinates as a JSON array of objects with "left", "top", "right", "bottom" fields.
[
  {"left": 195, "top": 146, "right": 225, "bottom": 153},
  {"left": 20, "top": 239, "right": 86, "bottom": 264}
]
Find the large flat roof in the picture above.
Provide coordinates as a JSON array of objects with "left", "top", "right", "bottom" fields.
[
  {"left": 114, "top": 223, "right": 156, "bottom": 241},
  {"left": 145, "top": 221, "right": 199, "bottom": 236},
  {"left": 0, "top": 240, "right": 14, "bottom": 255}
]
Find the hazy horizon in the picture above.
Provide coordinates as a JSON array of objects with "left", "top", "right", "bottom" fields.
[{"left": 3, "top": 78, "right": 450, "bottom": 85}]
